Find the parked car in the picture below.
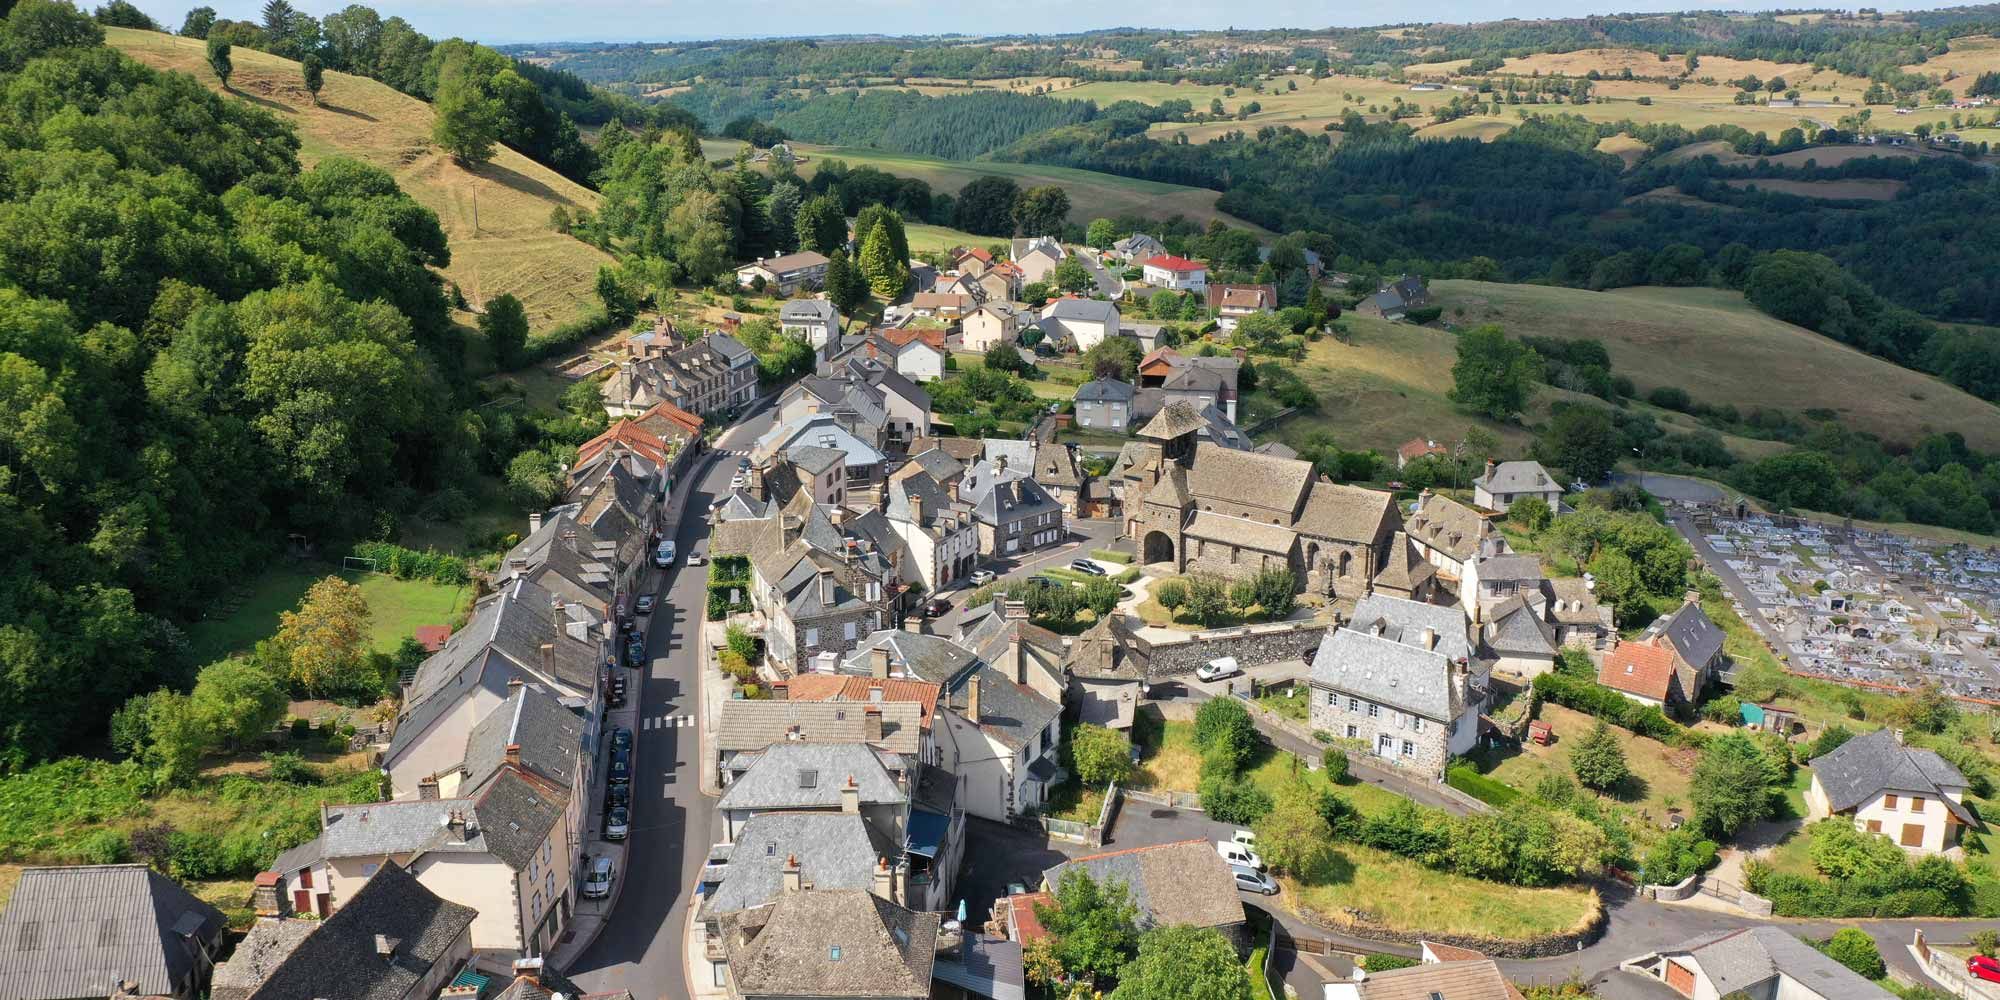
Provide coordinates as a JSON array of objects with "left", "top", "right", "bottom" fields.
[
  {"left": 1216, "top": 840, "right": 1265, "bottom": 871},
  {"left": 923, "top": 598, "right": 951, "bottom": 618},
  {"left": 625, "top": 637, "right": 646, "bottom": 668},
  {"left": 730, "top": 474, "right": 747, "bottom": 490},
  {"left": 686, "top": 552, "right": 707, "bottom": 567},
  {"left": 606, "top": 783, "right": 630, "bottom": 809},
  {"left": 635, "top": 594, "right": 656, "bottom": 615},
  {"left": 607, "top": 754, "right": 631, "bottom": 786},
  {"left": 1969, "top": 957, "right": 2000, "bottom": 984},
  {"left": 604, "top": 806, "right": 629, "bottom": 841},
  {"left": 1195, "top": 657, "right": 1243, "bottom": 683},
  {"left": 610, "top": 727, "right": 632, "bottom": 752},
  {"left": 1230, "top": 864, "right": 1279, "bottom": 896},
  {"left": 1070, "top": 558, "right": 1107, "bottom": 576},
  {"left": 653, "top": 541, "right": 676, "bottom": 567},
  {"left": 969, "top": 569, "right": 996, "bottom": 586},
  {"left": 581, "top": 856, "right": 615, "bottom": 898},
  {"left": 1232, "top": 830, "right": 1258, "bottom": 849}
]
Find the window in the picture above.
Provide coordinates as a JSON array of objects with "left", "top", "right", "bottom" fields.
[
  {"left": 1347, "top": 697, "right": 1359, "bottom": 712},
  {"left": 1326, "top": 691, "right": 1336, "bottom": 705},
  {"left": 1346, "top": 724, "right": 1358, "bottom": 739},
  {"left": 1402, "top": 740, "right": 1416, "bottom": 757},
  {"left": 1366, "top": 703, "right": 1379, "bottom": 719},
  {"left": 1411, "top": 717, "right": 1424, "bottom": 733},
  {"left": 844, "top": 622, "right": 857, "bottom": 641},
  {"left": 1885, "top": 793, "right": 1898, "bottom": 810},
  {"left": 1866, "top": 819, "right": 1882, "bottom": 833},
  {"left": 1911, "top": 796, "right": 1926, "bottom": 812},
  {"left": 804, "top": 628, "right": 818, "bottom": 648}
]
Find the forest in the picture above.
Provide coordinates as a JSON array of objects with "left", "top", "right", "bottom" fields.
[
  {"left": 0, "top": 1, "right": 492, "bottom": 769},
  {"left": 502, "top": 35, "right": 1072, "bottom": 87}
]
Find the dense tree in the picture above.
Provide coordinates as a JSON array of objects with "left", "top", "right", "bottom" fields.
[
  {"left": 93, "top": 1, "right": 154, "bottom": 28},
  {"left": 1086, "top": 217, "right": 1118, "bottom": 249},
  {"left": 954, "top": 175, "right": 1020, "bottom": 236},
  {"left": 858, "top": 217, "right": 908, "bottom": 299},
  {"left": 480, "top": 293, "right": 529, "bottom": 370},
  {"left": 1193, "top": 696, "right": 1257, "bottom": 768},
  {"left": 765, "top": 181, "right": 802, "bottom": 254},
  {"left": 432, "top": 50, "right": 502, "bottom": 165},
  {"left": 794, "top": 194, "right": 847, "bottom": 256},
  {"left": 272, "top": 576, "right": 371, "bottom": 697},
  {"left": 1568, "top": 719, "right": 1630, "bottom": 792},
  {"left": 823, "top": 250, "right": 869, "bottom": 316},
  {"left": 1053, "top": 256, "right": 1094, "bottom": 294},
  {"left": 1450, "top": 325, "right": 1541, "bottom": 420},
  {"left": 1690, "top": 732, "right": 1775, "bottom": 837},
  {"left": 300, "top": 52, "right": 323, "bottom": 104},
  {"left": 1824, "top": 929, "right": 1886, "bottom": 980},
  {"left": 1538, "top": 404, "right": 1620, "bottom": 483},
  {"left": 1254, "top": 785, "right": 1333, "bottom": 875},
  {"left": 1069, "top": 723, "right": 1134, "bottom": 787},
  {"left": 1012, "top": 184, "right": 1071, "bottom": 237},
  {"left": 179, "top": 6, "right": 216, "bottom": 37},
  {"left": 205, "top": 35, "right": 231, "bottom": 88},
  {"left": 506, "top": 449, "right": 566, "bottom": 510},
  {"left": 190, "top": 658, "right": 288, "bottom": 750},
  {"left": 1034, "top": 868, "right": 1139, "bottom": 989},
  {"left": 1112, "top": 926, "right": 1252, "bottom": 1000},
  {"left": 1082, "top": 335, "right": 1141, "bottom": 381}
]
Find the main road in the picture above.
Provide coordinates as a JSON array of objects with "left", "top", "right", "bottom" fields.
[{"left": 568, "top": 404, "right": 776, "bottom": 998}]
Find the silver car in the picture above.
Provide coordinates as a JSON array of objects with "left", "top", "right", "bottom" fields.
[
  {"left": 1229, "top": 863, "right": 1278, "bottom": 895},
  {"left": 581, "top": 855, "right": 615, "bottom": 898}
]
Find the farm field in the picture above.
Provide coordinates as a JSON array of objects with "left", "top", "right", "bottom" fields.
[
  {"left": 184, "top": 565, "right": 470, "bottom": 665},
  {"left": 907, "top": 223, "right": 996, "bottom": 253},
  {"left": 783, "top": 143, "right": 1269, "bottom": 231},
  {"left": 106, "top": 28, "right": 613, "bottom": 335},
  {"left": 1429, "top": 281, "right": 2000, "bottom": 450}
]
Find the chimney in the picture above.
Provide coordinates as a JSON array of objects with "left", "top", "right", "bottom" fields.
[
  {"left": 782, "top": 854, "right": 802, "bottom": 893},
  {"left": 864, "top": 706, "right": 883, "bottom": 743},
  {"left": 995, "top": 454, "right": 1009, "bottom": 476},
  {"left": 1002, "top": 600, "right": 1028, "bottom": 622},
  {"left": 539, "top": 642, "right": 555, "bottom": 676},
  {"left": 966, "top": 675, "right": 981, "bottom": 724},
  {"left": 511, "top": 957, "right": 544, "bottom": 987},
  {"left": 529, "top": 511, "right": 544, "bottom": 534},
  {"left": 375, "top": 934, "right": 399, "bottom": 958},
  {"left": 252, "top": 871, "right": 286, "bottom": 918},
  {"left": 507, "top": 677, "right": 524, "bottom": 693},
  {"left": 817, "top": 568, "right": 835, "bottom": 608},
  {"left": 1483, "top": 459, "right": 1497, "bottom": 482},
  {"left": 874, "top": 856, "right": 898, "bottom": 903},
  {"left": 417, "top": 775, "right": 440, "bottom": 800},
  {"left": 841, "top": 774, "right": 861, "bottom": 814},
  {"left": 553, "top": 598, "right": 569, "bottom": 635},
  {"left": 447, "top": 809, "right": 467, "bottom": 842},
  {"left": 903, "top": 614, "right": 926, "bottom": 635},
  {"left": 1684, "top": 589, "right": 1701, "bottom": 607},
  {"left": 1371, "top": 620, "right": 1386, "bottom": 637},
  {"left": 910, "top": 493, "right": 925, "bottom": 523},
  {"left": 870, "top": 646, "right": 892, "bottom": 679},
  {"left": 504, "top": 743, "right": 522, "bottom": 767},
  {"left": 1421, "top": 627, "right": 1438, "bottom": 651}
]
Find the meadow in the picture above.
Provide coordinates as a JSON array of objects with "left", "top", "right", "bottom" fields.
[
  {"left": 184, "top": 565, "right": 470, "bottom": 665},
  {"left": 107, "top": 28, "right": 614, "bottom": 335}
]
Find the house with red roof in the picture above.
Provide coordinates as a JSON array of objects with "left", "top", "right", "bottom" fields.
[
  {"left": 1397, "top": 437, "right": 1451, "bottom": 469},
  {"left": 1598, "top": 637, "right": 1685, "bottom": 710},
  {"left": 1140, "top": 254, "right": 1208, "bottom": 293}
]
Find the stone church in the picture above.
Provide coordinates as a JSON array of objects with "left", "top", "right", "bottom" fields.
[{"left": 1118, "top": 402, "right": 1428, "bottom": 603}]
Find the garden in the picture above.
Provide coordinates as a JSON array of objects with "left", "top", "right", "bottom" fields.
[
  {"left": 964, "top": 570, "right": 1137, "bottom": 635},
  {"left": 1133, "top": 570, "right": 1304, "bottom": 630}
]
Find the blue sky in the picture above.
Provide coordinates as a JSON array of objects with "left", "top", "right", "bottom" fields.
[{"left": 174, "top": 0, "right": 1932, "bottom": 46}]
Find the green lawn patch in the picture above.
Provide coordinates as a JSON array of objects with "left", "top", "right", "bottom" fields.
[
  {"left": 1478, "top": 703, "right": 1695, "bottom": 833},
  {"left": 186, "top": 565, "right": 470, "bottom": 665},
  {"left": 1282, "top": 840, "right": 1601, "bottom": 942},
  {"left": 1256, "top": 686, "right": 1309, "bottom": 723}
]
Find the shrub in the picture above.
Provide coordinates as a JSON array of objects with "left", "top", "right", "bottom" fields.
[
  {"left": 350, "top": 542, "right": 470, "bottom": 585},
  {"left": 1823, "top": 928, "right": 1885, "bottom": 979},
  {"left": 166, "top": 830, "right": 230, "bottom": 881},
  {"left": 1199, "top": 776, "right": 1273, "bottom": 824},
  {"left": 1641, "top": 829, "right": 1719, "bottom": 884},
  {"left": 725, "top": 624, "right": 759, "bottom": 662},
  {"left": 263, "top": 751, "right": 318, "bottom": 785},
  {"left": 1361, "top": 954, "right": 1419, "bottom": 972},
  {"left": 72, "top": 829, "right": 130, "bottom": 865},
  {"left": 1154, "top": 579, "right": 1188, "bottom": 612},
  {"left": 1321, "top": 747, "right": 1349, "bottom": 782},
  {"left": 1446, "top": 764, "right": 1521, "bottom": 806},
  {"left": 1193, "top": 698, "right": 1258, "bottom": 767}
]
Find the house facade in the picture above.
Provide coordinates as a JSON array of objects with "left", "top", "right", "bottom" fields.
[
  {"left": 1806, "top": 727, "right": 1973, "bottom": 855},
  {"left": 885, "top": 473, "right": 981, "bottom": 591},
  {"left": 779, "top": 298, "right": 840, "bottom": 353},
  {"left": 1472, "top": 460, "right": 1564, "bottom": 511},
  {"left": 959, "top": 456, "right": 1066, "bottom": 557},
  {"left": 1040, "top": 298, "right": 1121, "bottom": 351},
  {"left": 602, "top": 320, "right": 757, "bottom": 420},
  {"left": 737, "top": 251, "right": 830, "bottom": 294},
  {"left": 1075, "top": 378, "right": 1136, "bottom": 432},
  {"left": 1206, "top": 283, "right": 1276, "bottom": 331},
  {"left": 1308, "top": 595, "right": 1482, "bottom": 779},
  {"left": 962, "top": 302, "right": 1025, "bottom": 352},
  {"left": 1140, "top": 254, "right": 1208, "bottom": 292}
]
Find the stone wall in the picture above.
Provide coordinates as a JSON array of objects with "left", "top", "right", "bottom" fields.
[
  {"left": 1641, "top": 873, "right": 1700, "bottom": 902},
  {"left": 1139, "top": 621, "right": 1329, "bottom": 679}
]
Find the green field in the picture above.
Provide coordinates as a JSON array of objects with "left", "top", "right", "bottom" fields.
[
  {"left": 1282, "top": 840, "right": 1602, "bottom": 942},
  {"left": 1431, "top": 281, "right": 2000, "bottom": 450},
  {"left": 785, "top": 143, "right": 1269, "bottom": 232},
  {"left": 186, "top": 566, "right": 470, "bottom": 665},
  {"left": 1480, "top": 703, "right": 1696, "bottom": 834},
  {"left": 107, "top": 27, "right": 613, "bottom": 335},
  {"left": 908, "top": 223, "right": 996, "bottom": 254}
]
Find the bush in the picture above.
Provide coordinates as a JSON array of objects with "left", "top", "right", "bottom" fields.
[
  {"left": 166, "top": 830, "right": 230, "bottom": 881},
  {"left": 1531, "top": 670, "right": 1694, "bottom": 745},
  {"left": 1446, "top": 764, "right": 1521, "bottom": 806},
  {"left": 1361, "top": 954, "right": 1420, "bottom": 972},
  {"left": 1154, "top": 579, "right": 1188, "bottom": 612},
  {"left": 1199, "top": 776, "right": 1273, "bottom": 824},
  {"left": 1641, "top": 829, "right": 1719, "bottom": 884},
  {"left": 1823, "top": 928, "right": 1885, "bottom": 979},
  {"left": 350, "top": 542, "right": 470, "bottom": 585},
  {"left": 72, "top": 829, "right": 130, "bottom": 865},
  {"left": 1193, "top": 698, "right": 1258, "bottom": 767},
  {"left": 263, "top": 751, "right": 318, "bottom": 785},
  {"left": 1321, "top": 747, "right": 1349, "bottom": 782}
]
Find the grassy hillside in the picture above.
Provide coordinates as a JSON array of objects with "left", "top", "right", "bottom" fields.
[
  {"left": 784, "top": 143, "right": 1271, "bottom": 233},
  {"left": 106, "top": 28, "right": 612, "bottom": 334},
  {"left": 1430, "top": 281, "right": 2000, "bottom": 451}
]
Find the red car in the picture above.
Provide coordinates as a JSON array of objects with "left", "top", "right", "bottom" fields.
[{"left": 1966, "top": 955, "right": 2000, "bottom": 983}]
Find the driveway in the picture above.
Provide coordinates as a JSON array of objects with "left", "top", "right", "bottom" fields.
[{"left": 955, "top": 817, "right": 1084, "bottom": 921}]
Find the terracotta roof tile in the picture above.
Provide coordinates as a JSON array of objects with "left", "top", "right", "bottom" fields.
[{"left": 1599, "top": 638, "right": 1678, "bottom": 701}]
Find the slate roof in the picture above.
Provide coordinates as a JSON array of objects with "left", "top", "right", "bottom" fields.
[
  {"left": 902, "top": 447, "right": 966, "bottom": 485},
  {"left": 781, "top": 673, "right": 943, "bottom": 730},
  {"left": 960, "top": 461, "right": 1062, "bottom": 528},
  {"left": 780, "top": 298, "right": 839, "bottom": 324},
  {"left": 953, "top": 664, "right": 1063, "bottom": 752},
  {"left": 703, "top": 813, "right": 884, "bottom": 918},
  {"left": 1477, "top": 553, "right": 1544, "bottom": 583},
  {"left": 1647, "top": 600, "right": 1725, "bottom": 669},
  {"left": 1475, "top": 460, "right": 1560, "bottom": 496},
  {"left": 718, "top": 743, "right": 907, "bottom": 813},
  {"left": 231, "top": 861, "right": 477, "bottom": 1000},
  {"left": 458, "top": 681, "right": 584, "bottom": 793},
  {"left": 1357, "top": 960, "right": 1524, "bottom": 1000},
  {"left": 981, "top": 438, "right": 1038, "bottom": 473},
  {"left": 1186, "top": 510, "right": 1298, "bottom": 555},
  {"left": 474, "top": 766, "right": 569, "bottom": 871},
  {"left": 1809, "top": 727, "right": 1972, "bottom": 820},
  {"left": 1138, "top": 400, "right": 1210, "bottom": 440},
  {"left": 1373, "top": 532, "right": 1438, "bottom": 595},
  {"left": 717, "top": 700, "right": 924, "bottom": 756},
  {"left": 1042, "top": 298, "right": 1120, "bottom": 325},
  {"left": 210, "top": 919, "right": 317, "bottom": 1000},
  {"left": 1075, "top": 374, "right": 1133, "bottom": 404},
  {"left": 721, "top": 890, "right": 938, "bottom": 1000},
  {"left": 1655, "top": 926, "right": 1896, "bottom": 1000},
  {"left": 1486, "top": 595, "right": 1558, "bottom": 658},
  {"left": 1598, "top": 639, "right": 1678, "bottom": 702},
  {"left": 0, "top": 864, "right": 225, "bottom": 1000},
  {"left": 1310, "top": 627, "right": 1466, "bottom": 722},
  {"left": 933, "top": 934, "right": 1027, "bottom": 1000},
  {"left": 1186, "top": 442, "right": 1313, "bottom": 512},
  {"left": 840, "top": 631, "right": 984, "bottom": 688},
  {"left": 1293, "top": 478, "right": 1397, "bottom": 543},
  {"left": 1042, "top": 839, "right": 1244, "bottom": 931},
  {"left": 1408, "top": 493, "right": 1491, "bottom": 564},
  {"left": 1349, "top": 593, "right": 1475, "bottom": 663},
  {"left": 789, "top": 445, "right": 846, "bottom": 477},
  {"left": 1069, "top": 615, "right": 1146, "bottom": 681},
  {"left": 318, "top": 798, "right": 485, "bottom": 861}
]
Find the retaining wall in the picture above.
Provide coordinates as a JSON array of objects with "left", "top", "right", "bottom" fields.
[
  {"left": 1141, "top": 621, "right": 1330, "bottom": 679},
  {"left": 1641, "top": 873, "right": 1701, "bottom": 902}
]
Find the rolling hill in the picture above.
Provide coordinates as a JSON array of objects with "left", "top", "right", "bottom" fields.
[
  {"left": 1429, "top": 281, "right": 2000, "bottom": 451},
  {"left": 105, "top": 27, "right": 612, "bottom": 335}
]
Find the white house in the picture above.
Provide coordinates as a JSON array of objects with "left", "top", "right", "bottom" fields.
[
  {"left": 885, "top": 474, "right": 981, "bottom": 591},
  {"left": 779, "top": 297, "right": 841, "bottom": 354},
  {"left": 882, "top": 329, "right": 946, "bottom": 381},
  {"left": 961, "top": 302, "right": 1025, "bottom": 352},
  {"left": 1622, "top": 927, "right": 1896, "bottom": 1000},
  {"left": 737, "top": 251, "right": 830, "bottom": 294},
  {"left": 1805, "top": 727, "right": 1974, "bottom": 855},
  {"left": 1472, "top": 459, "right": 1564, "bottom": 511},
  {"left": 1140, "top": 254, "right": 1208, "bottom": 292},
  {"left": 1040, "top": 298, "right": 1121, "bottom": 351}
]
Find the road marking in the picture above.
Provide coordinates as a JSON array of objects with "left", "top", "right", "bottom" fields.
[{"left": 644, "top": 715, "right": 694, "bottom": 730}]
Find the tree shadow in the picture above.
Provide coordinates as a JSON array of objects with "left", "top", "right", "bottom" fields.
[
  {"left": 461, "top": 157, "right": 590, "bottom": 210},
  {"left": 1611, "top": 772, "right": 1652, "bottom": 804},
  {"left": 223, "top": 86, "right": 296, "bottom": 116},
  {"left": 1303, "top": 846, "right": 1358, "bottom": 886},
  {"left": 318, "top": 103, "right": 378, "bottom": 123}
]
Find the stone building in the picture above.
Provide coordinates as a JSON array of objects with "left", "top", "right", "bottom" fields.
[
  {"left": 1119, "top": 402, "right": 1403, "bottom": 603},
  {"left": 1307, "top": 595, "right": 1482, "bottom": 779}
]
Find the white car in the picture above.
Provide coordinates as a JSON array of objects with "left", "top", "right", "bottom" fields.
[
  {"left": 1195, "top": 657, "right": 1242, "bottom": 683},
  {"left": 1216, "top": 840, "right": 1265, "bottom": 871},
  {"left": 969, "top": 569, "right": 996, "bottom": 587},
  {"left": 581, "top": 855, "right": 615, "bottom": 898},
  {"left": 1232, "top": 829, "right": 1257, "bottom": 849}
]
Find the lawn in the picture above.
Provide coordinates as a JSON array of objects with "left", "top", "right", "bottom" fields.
[
  {"left": 1430, "top": 280, "right": 2000, "bottom": 451},
  {"left": 907, "top": 222, "right": 995, "bottom": 254},
  {"left": 1132, "top": 718, "right": 1414, "bottom": 819},
  {"left": 1043, "top": 779, "right": 1109, "bottom": 825},
  {"left": 1478, "top": 704, "right": 1697, "bottom": 831},
  {"left": 106, "top": 29, "right": 613, "bottom": 336},
  {"left": 185, "top": 565, "right": 470, "bottom": 665},
  {"left": 1282, "top": 841, "right": 1602, "bottom": 942},
  {"left": 1132, "top": 575, "right": 1318, "bottom": 630},
  {"left": 1268, "top": 320, "right": 1537, "bottom": 457}
]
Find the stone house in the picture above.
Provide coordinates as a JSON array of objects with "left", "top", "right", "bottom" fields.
[
  {"left": 1641, "top": 594, "right": 1727, "bottom": 700},
  {"left": 1308, "top": 595, "right": 1483, "bottom": 779},
  {"left": 736, "top": 250, "right": 830, "bottom": 294},
  {"left": 976, "top": 262, "right": 1023, "bottom": 302},
  {"left": 708, "top": 492, "right": 901, "bottom": 675},
  {"left": 885, "top": 473, "right": 981, "bottom": 592},
  {"left": 1806, "top": 727, "right": 1973, "bottom": 855},
  {"left": 1121, "top": 403, "right": 1400, "bottom": 602},
  {"left": 602, "top": 320, "right": 757, "bottom": 420},
  {"left": 755, "top": 413, "right": 886, "bottom": 492},
  {"left": 1597, "top": 638, "right": 1686, "bottom": 710},
  {"left": 783, "top": 446, "right": 849, "bottom": 507},
  {"left": 1032, "top": 441, "right": 1088, "bottom": 517},
  {"left": 714, "top": 885, "right": 939, "bottom": 1000},
  {"left": 1040, "top": 840, "right": 1246, "bottom": 949},
  {"left": 1472, "top": 459, "right": 1563, "bottom": 512},
  {"left": 959, "top": 455, "right": 1066, "bottom": 558},
  {"left": 1405, "top": 491, "right": 1496, "bottom": 593},
  {"left": 1355, "top": 275, "right": 1430, "bottom": 320},
  {"left": 212, "top": 861, "right": 474, "bottom": 1000}
]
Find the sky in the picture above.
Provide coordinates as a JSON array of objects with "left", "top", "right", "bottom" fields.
[{"left": 174, "top": 0, "right": 1935, "bottom": 46}]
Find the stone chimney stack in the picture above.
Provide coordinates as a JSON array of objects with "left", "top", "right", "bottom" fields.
[
  {"left": 864, "top": 706, "right": 883, "bottom": 744},
  {"left": 966, "top": 675, "right": 981, "bottom": 724},
  {"left": 1421, "top": 627, "right": 1437, "bottom": 651},
  {"left": 1002, "top": 600, "right": 1028, "bottom": 623},
  {"left": 417, "top": 775, "right": 440, "bottom": 800},
  {"left": 252, "top": 872, "right": 287, "bottom": 918},
  {"left": 1483, "top": 458, "right": 1497, "bottom": 482},
  {"left": 539, "top": 642, "right": 555, "bottom": 676},
  {"left": 841, "top": 774, "right": 861, "bottom": 814},
  {"left": 511, "top": 958, "right": 544, "bottom": 987},
  {"left": 375, "top": 934, "right": 398, "bottom": 959},
  {"left": 447, "top": 809, "right": 467, "bottom": 843},
  {"left": 871, "top": 646, "right": 892, "bottom": 679},
  {"left": 1684, "top": 589, "right": 1701, "bottom": 607},
  {"left": 873, "top": 856, "right": 895, "bottom": 901},
  {"left": 504, "top": 743, "right": 522, "bottom": 767},
  {"left": 529, "top": 511, "right": 544, "bottom": 535},
  {"left": 782, "top": 854, "right": 802, "bottom": 893}
]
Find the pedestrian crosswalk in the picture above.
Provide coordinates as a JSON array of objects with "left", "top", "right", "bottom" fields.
[
  {"left": 642, "top": 714, "right": 695, "bottom": 731},
  {"left": 715, "top": 448, "right": 748, "bottom": 457}
]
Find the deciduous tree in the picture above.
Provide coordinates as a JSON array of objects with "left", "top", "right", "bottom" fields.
[
  {"left": 190, "top": 658, "right": 288, "bottom": 749},
  {"left": 1069, "top": 724, "right": 1134, "bottom": 787},
  {"left": 205, "top": 36, "right": 232, "bottom": 89},
  {"left": 479, "top": 293, "right": 529, "bottom": 370},
  {"left": 1450, "top": 324, "right": 1540, "bottom": 420},
  {"left": 274, "top": 576, "right": 372, "bottom": 698},
  {"left": 432, "top": 51, "right": 501, "bottom": 165},
  {"left": 300, "top": 53, "right": 324, "bottom": 105},
  {"left": 1112, "top": 925, "right": 1253, "bottom": 1000}
]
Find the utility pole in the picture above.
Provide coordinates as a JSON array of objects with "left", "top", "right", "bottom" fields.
[{"left": 471, "top": 192, "right": 479, "bottom": 234}]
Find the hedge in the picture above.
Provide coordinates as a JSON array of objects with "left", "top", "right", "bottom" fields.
[
  {"left": 351, "top": 542, "right": 470, "bottom": 585},
  {"left": 520, "top": 307, "right": 616, "bottom": 365},
  {"left": 1531, "top": 670, "right": 1701, "bottom": 747},
  {"left": 1744, "top": 856, "right": 1987, "bottom": 917},
  {"left": 1446, "top": 764, "right": 1522, "bottom": 807}
]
